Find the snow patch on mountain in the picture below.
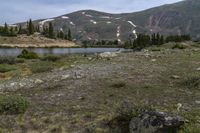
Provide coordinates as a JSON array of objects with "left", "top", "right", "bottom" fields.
[
  {"left": 100, "top": 16, "right": 111, "bottom": 19},
  {"left": 116, "top": 26, "right": 121, "bottom": 42},
  {"left": 115, "top": 17, "right": 121, "bottom": 20},
  {"left": 39, "top": 19, "right": 54, "bottom": 26},
  {"left": 127, "top": 21, "right": 137, "bottom": 39},
  {"left": 90, "top": 20, "right": 97, "bottom": 24},
  {"left": 87, "top": 36, "right": 92, "bottom": 40},
  {"left": 82, "top": 12, "right": 85, "bottom": 15},
  {"left": 9, "top": 24, "right": 17, "bottom": 27},
  {"left": 70, "top": 22, "right": 75, "bottom": 26},
  {"left": 61, "top": 16, "right": 69, "bottom": 19},
  {"left": 127, "top": 21, "right": 136, "bottom": 27},
  {"left": 85, "top": 14, "right": 93, "bottom": 17}
]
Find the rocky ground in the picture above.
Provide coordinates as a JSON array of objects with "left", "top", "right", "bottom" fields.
[{"left": 0, "top": 45, "right": 200, "bottom": 132}]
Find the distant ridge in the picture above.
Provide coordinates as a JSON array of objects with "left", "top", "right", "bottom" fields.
[{"left": 17, "top": 0, "right": 200, "bottom": 41}]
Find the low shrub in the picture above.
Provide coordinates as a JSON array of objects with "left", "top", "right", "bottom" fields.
[
  {"left": 0, "top": 57, "right": 16, "bottom": 64},
  {"left": 0, "top": 95, "right": 30, "bottom": 115},
  {"left": 40, "top": 55, "right": 61, "bottom": 62},
  {"left": 0, "top": 64, "right": 16, "bottom": 73},
  {"left": 17, "top": 49, "right": 39, "bottom": 59},
  {"left": 182, "top": 76, "right": 200, "bottom": 89},
  {"left": 30, "top": 62, "right": 54, "bottom": 73},
  {"left": 0, "top": 57, "right": 24, "bottom": 64}
]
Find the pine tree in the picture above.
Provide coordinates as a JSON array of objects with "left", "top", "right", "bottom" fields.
[
  {"left": 3, "top": 23, "right": 9, "bottom": 35},
  {"left": 156, "top": 33, "right": 160, "bottom": 45},
  {"left": 59, "top": 31, "right": 64, "bottom": 39},
  {"left": 160, "top": 35, "right": 164, "bottom": 45},
  {"left": 67, "top": 29, "right": 72, "bottom": 41},
  {"left": 27, "top": 19, "right": 34, "bottom": 35},
  {"left": 18, "top": 25, "right": 22, "bottom": 34},
  {"left": 64, "top": 34, "right": 68, "bottom": 40},
  {"left": 151, "top": 33, "right": 156, "bottom": 45},
  {"left": 48, "top": 22, "right": 54, "bottom": 38},
  {"left": 9, "top": 27, "right": 16, "bottom": 36}
]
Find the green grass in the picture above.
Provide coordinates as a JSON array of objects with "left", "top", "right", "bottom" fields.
[
  {"left": 40, "top": 55, "right": 62, "bottom": 62},
  {"left": 0, "top": 64, "right": 16, "bottom": 73},
  {"left": 182, "top": 76, "right": 200, "bottom": 89},
  {"left": 29, "top": 61, "right": 54, "bottom": 73},
  {"left": 0, "top": 95, "right": 30, "bottom": 115}
]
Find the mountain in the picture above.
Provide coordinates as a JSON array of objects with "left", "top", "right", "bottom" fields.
[{"left": 17, "top": 0, "right": 200, "bottom": 42}]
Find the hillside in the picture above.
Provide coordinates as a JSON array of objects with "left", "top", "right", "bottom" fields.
[
  {"left": 17, "top": 0, "right": 200, "bottom": 42},
  {"left": 0, "top": 34, "right": 77, "bottom": 48}
]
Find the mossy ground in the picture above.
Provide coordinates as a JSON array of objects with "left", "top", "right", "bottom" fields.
[{"left": 0, "top": 44, "right": 199, "bottom": 132}]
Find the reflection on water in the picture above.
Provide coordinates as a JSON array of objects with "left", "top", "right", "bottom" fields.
[{"left": 0, "top": 48, "right": 131, "bottom": 57}]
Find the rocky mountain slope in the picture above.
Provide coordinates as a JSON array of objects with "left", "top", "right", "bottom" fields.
[{"left": 18, "top": 0, "right": 200, "bottom": 42}]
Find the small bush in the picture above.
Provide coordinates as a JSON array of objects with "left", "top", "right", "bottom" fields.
[
  {"left": 30, "top": 62, "right": 54, "bottom": 73},
  {"left": 172, "top": 44, "right": 188, "bottom": 49},
  {"left": 17, "top": 49, "right": 39, "bottom": 59},
  {"left": 0, "top": 95, "right": 30, "bottom": 115},
  {"left": 111, "top": 81, "right": 126, "bottom": 88},
  {"left": 0, "top": 64, "right": 16, "bottom": 73},
  {"left": 40, "top": 55, "right": 61, "bottom": 62},
  {"left": 182, "top": 76, "right": 200, "bottom": 89}
]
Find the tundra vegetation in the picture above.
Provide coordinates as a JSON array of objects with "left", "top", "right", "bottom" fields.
[{"left": 0, "top": 41, "right": 199, "bottom": 132}]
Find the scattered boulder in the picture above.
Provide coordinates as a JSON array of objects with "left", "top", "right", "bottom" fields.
[
  {"left": 74, "top": 71, "right": 85, "bottom": 79},
  {"left": 195, "top": 101, "right": 200, "bottom": 104},
  {"left": 34, "top": 79, "right": 44, "bottom": 84},
  {"left": 151, "top": 59, "right": 157, "bottom": 62},
  {"left": 129, "top": 111, "right": 184, "bottom": 133},
  {"left": 98, "top": 52, "right": 117, "bottom": 59},
  {"left": 171, "top": 75, "right": 181, "bottom": 79}
]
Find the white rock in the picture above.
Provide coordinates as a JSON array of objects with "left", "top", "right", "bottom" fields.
[
  {"left": 171, "top": 75, "right": 180, "bottom": 79},
  {"left": 35, "top": 79, "right": 44, "bottom": 84},
  {"left": 177, "top": 103, "right": 182, "bottom": 111},
  {"left": 99, "top": 52, "right": 117, "bottom": 58},
  {"left": 10, "top": 82, "right": 17, "bottom": 87},
  {"left": 151, "top": 59, "right": 157, "bottom": 62},
  {"left": 196, "top": 67, "right": 200, "bottom": 71},
  {"left": 61, "top": 75, "right": 70, "bottom": 80},
  {"left": 195, "top": 101, "right": 200, "bottom": 104}
]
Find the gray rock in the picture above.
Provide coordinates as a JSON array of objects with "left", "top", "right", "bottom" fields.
[
  {"left": 129, "top": 111, "right": 184, "bottom": 133},
  {"left": 74, "top": 71, "right": 85, "bottom": 79}
]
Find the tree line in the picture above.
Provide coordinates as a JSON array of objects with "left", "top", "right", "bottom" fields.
[
  {"left": 0, "top": 19, "right": 72, "bottom": 41},
  {"left": 124, "top": 33, "right": 191, "bottom": 49},
  {"left": 82, "top": 40, "right": 120, "bottom": 48}
]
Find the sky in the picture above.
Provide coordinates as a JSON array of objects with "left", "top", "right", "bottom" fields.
[{"left": 0, "top": 0, "right": 183, "bottom": 24}]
